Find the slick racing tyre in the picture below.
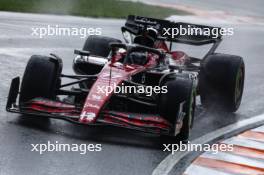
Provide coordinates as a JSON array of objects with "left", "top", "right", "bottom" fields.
[
  {"left": 159, "top": 77, "right": 196, "bottom": 141},
  {"left": 83, "top": 35, "right": 122, "bottom": 57},
  {"left": 74, "top": 35, "right": 122, "bottom": 76},
  {"left": 19, "top": 55, "right": 61, "bottom": 105},
  {"left": 199, "top": 53, "right": 245, "bottom": 112}
]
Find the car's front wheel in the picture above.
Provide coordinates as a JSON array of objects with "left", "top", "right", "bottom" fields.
[
  {"left": 19, "top": 55, "right": 61, "bottom": 105},
  {"left": 159, "top": 77, "right": 195, "bottom": 141}
]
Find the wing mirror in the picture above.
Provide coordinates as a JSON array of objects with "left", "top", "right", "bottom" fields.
[{"left": 74, "top": 49, "right": 90, "bottom": 56}]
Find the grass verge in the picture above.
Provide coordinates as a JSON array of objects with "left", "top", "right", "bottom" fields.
[{"left": 0, "top": 0, "right": 190, "bottom": 18}]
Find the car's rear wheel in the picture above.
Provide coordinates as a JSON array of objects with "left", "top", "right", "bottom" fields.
[
  {"left": 199, "top": 53, "right": 245, "bottom": 112},
  {"left": 75, "top": 35, "right": 122, "bottom": 88},
  {"left": 159, "top": 77, "right": 195, "bottom": 141},
  {"left": 19, "top": 55, "right": 61, "bottom": 105},
  {"left": 83, "top": 35, "right": 122, "bottom": 57},
  {"left": 75, "top": 35, "right": 121, "bottom": 75}
]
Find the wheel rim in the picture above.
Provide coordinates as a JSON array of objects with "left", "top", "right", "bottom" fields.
[
  {"left": 234, "top": 64, "right": 244, "bottom": 107},
  {"left": 187, "top": 89, "right": 195, "bottom": 129}
]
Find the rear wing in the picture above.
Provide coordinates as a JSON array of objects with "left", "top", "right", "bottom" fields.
[{"left": 122, "top": 15, "right": 222, "bottom": 46}]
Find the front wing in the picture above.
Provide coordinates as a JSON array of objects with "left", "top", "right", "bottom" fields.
[{"left": 6, "top": 77, "right": 178, "bottom": 135}]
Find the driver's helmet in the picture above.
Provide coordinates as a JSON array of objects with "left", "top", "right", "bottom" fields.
[{"left": 134, "top": 28, "right": 158, "bottom": 47}]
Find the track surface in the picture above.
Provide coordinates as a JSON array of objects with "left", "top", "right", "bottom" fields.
[{"left": 0, "top": 11, "right": 264, "bottom": 175}]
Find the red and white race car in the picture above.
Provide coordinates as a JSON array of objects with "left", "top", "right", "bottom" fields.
[{"left": 6, "top": 15, "right": 245, "bottom": 141}]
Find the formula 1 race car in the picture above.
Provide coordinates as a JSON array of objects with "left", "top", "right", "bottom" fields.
[{"left": 6, "top": 15, "right": 245, "bottom": 141}]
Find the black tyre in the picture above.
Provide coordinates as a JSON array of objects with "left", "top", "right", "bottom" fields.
[
  {"left": 83, "top": 35, "right": 121, "bottom": 57},
  {"left": 159, "top": 77, "right": 195, "bottom": 141},
  {"left": 74, "top": 35, "right": 122, "bottom": 76},
  {"left": 199, "top": 53, "right": 245, "bottom": 112},
  {"left": 19, "top": 55, "right": 61, "bottom": 105}
]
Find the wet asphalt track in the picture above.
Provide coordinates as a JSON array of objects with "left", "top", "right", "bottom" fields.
[{"left": 0, "top": 12, "right": 264, "bottom": 175}]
